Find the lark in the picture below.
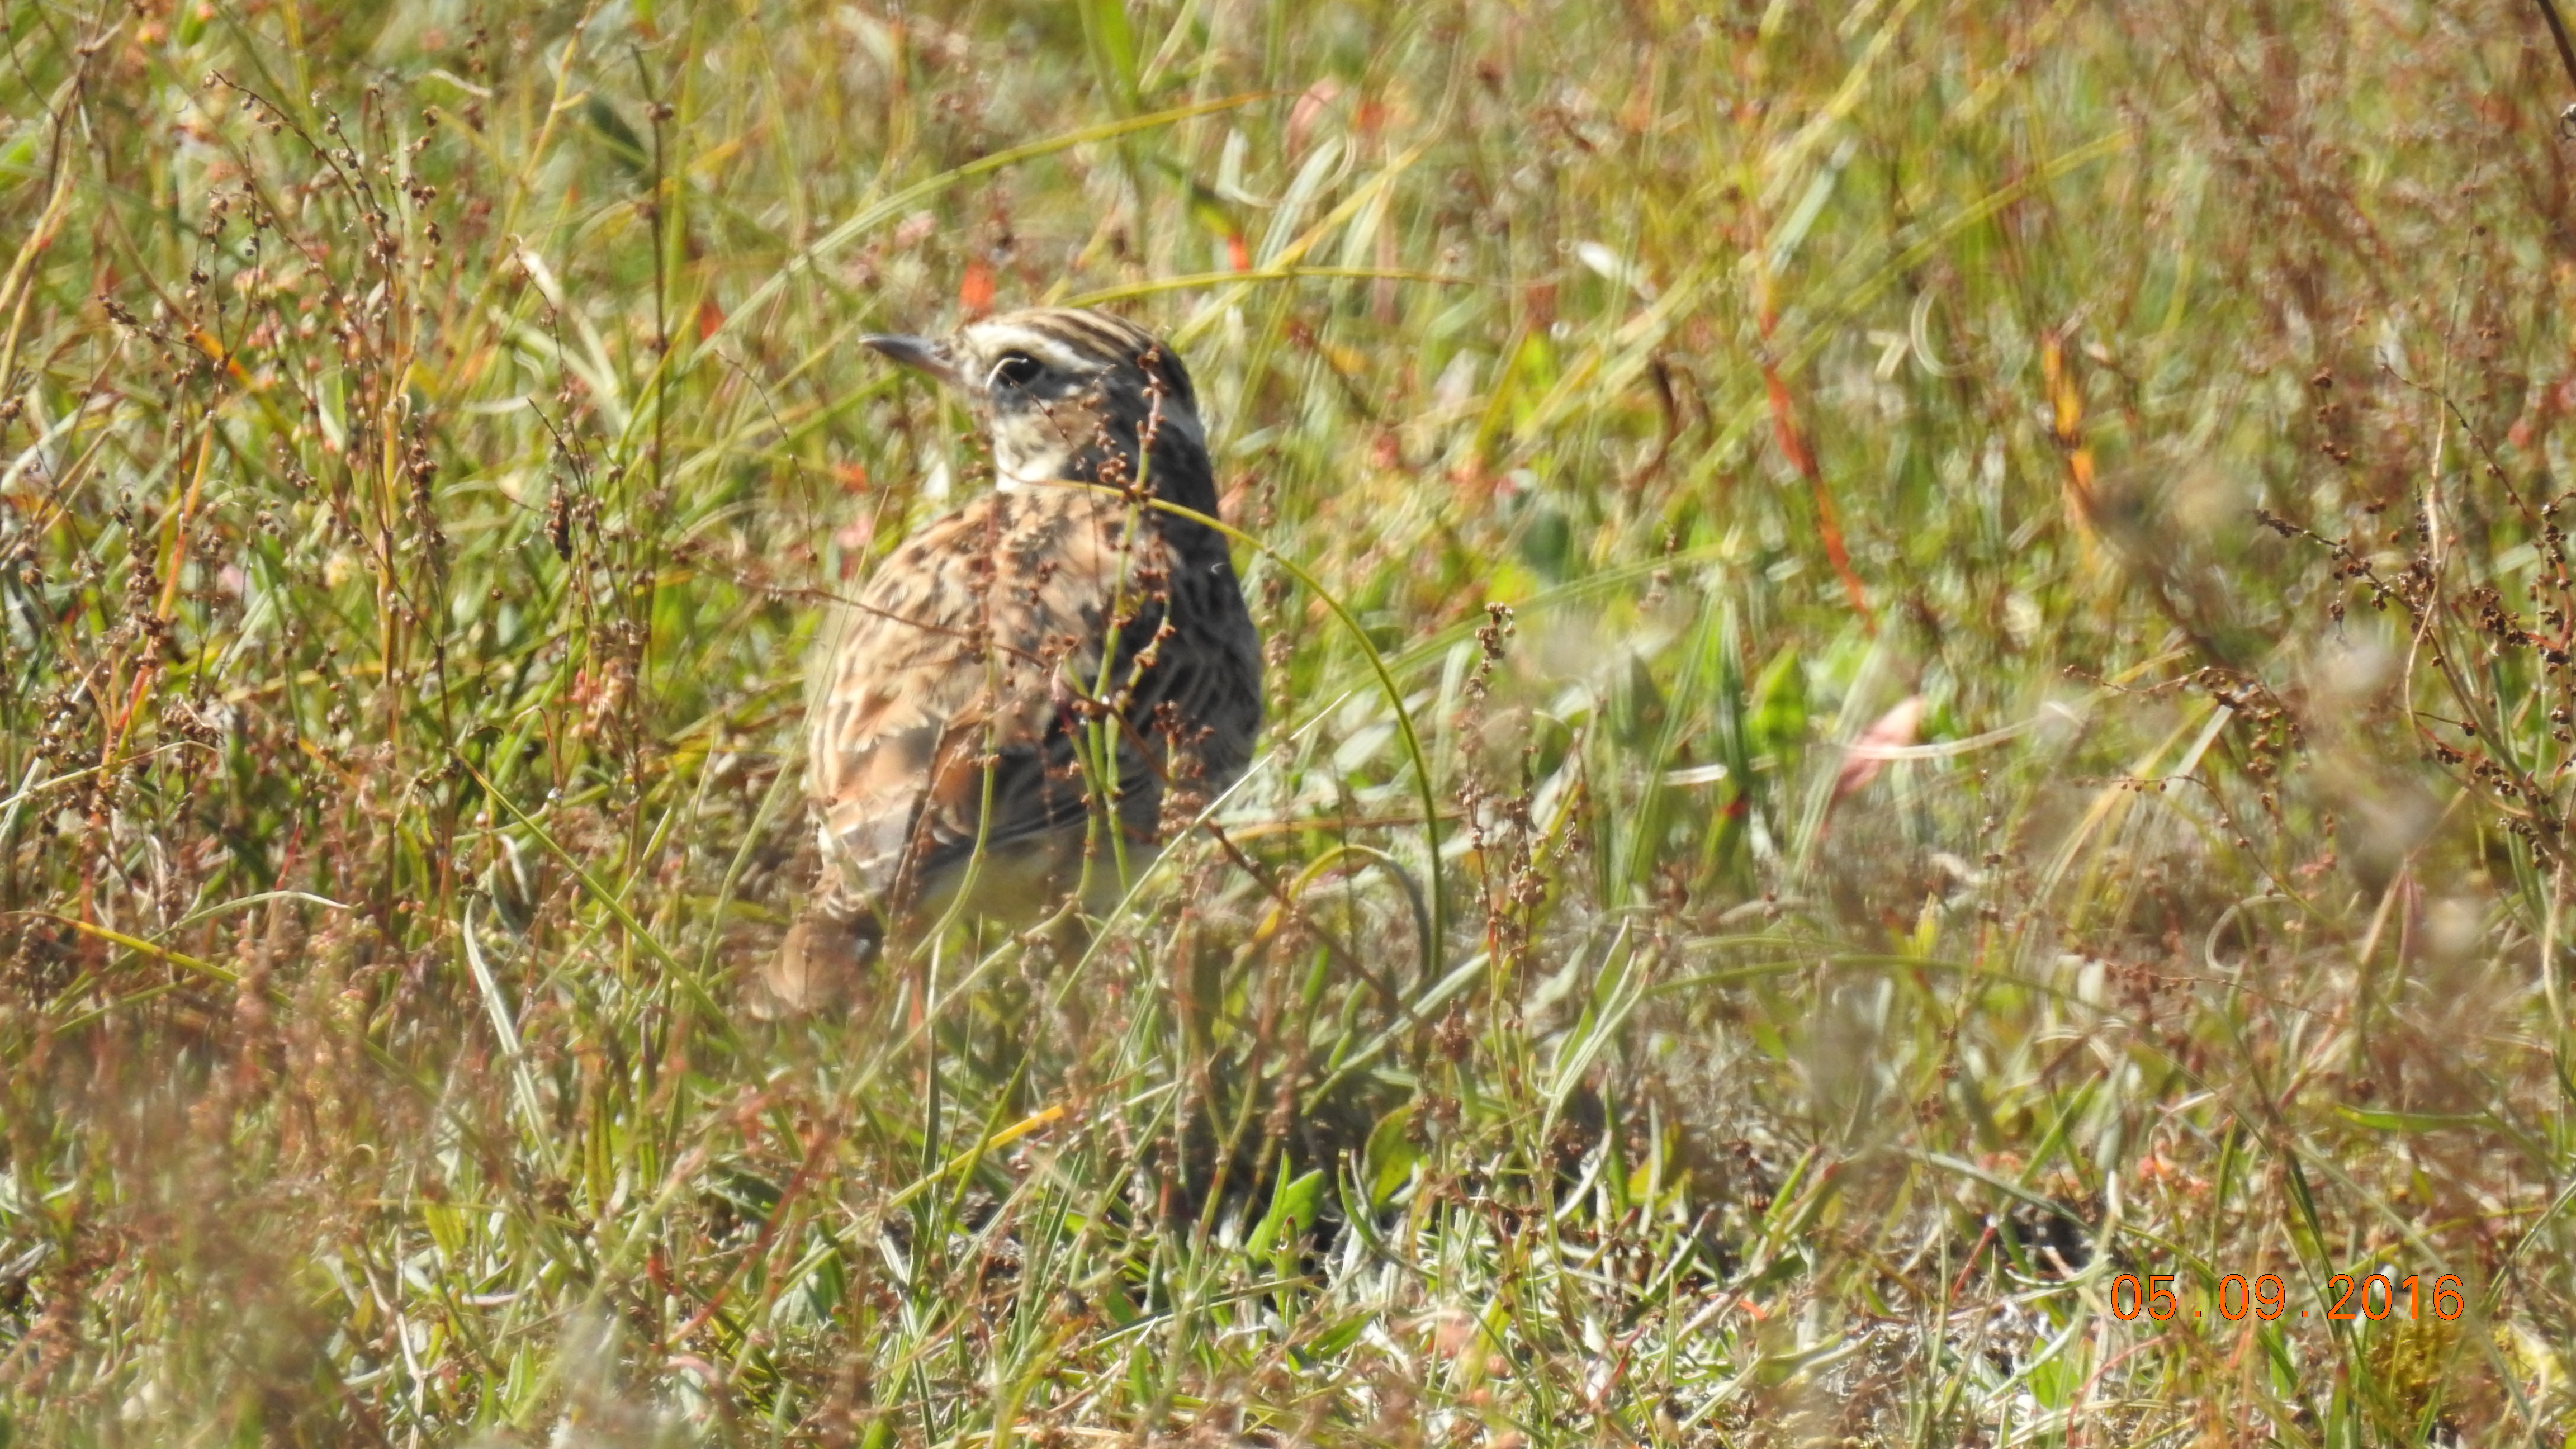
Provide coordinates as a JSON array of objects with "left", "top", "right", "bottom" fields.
[{"left": 764, "top": 308, "right": 1262, "bottom": 1011}]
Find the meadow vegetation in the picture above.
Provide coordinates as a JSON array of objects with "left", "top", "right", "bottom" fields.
[{"left": 6, "top": 0, "right": 2576, "bottom": 1442}]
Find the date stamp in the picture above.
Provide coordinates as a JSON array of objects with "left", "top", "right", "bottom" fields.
[{"left": 2109, "top": 1272, "right": 2466, "bottom": 1323}]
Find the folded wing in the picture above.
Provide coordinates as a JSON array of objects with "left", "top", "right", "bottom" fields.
[{"left": 806, "top": 487, "right": 1187, "bottom": 916}]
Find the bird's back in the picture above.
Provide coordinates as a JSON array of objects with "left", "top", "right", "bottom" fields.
[{"left": 805, "top": 484, "right": 1259, "bottom": 926}]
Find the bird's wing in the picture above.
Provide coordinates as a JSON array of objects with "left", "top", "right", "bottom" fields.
[{"left": 806, "top": 487, "right": 1175, "bottom": 910}]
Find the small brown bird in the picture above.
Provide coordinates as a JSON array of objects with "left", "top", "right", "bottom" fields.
[{"left": 764, "top": 308, "right": 1262, "bottom": 1012}]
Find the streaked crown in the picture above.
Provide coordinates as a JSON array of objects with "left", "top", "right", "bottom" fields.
[{"left": 956, "top": 309, "right": 1200, "bottom": 415}]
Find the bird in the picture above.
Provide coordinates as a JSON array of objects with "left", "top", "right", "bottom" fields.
[{"left": 761, "top": 307, "right": 1263, "bottom": 1013}]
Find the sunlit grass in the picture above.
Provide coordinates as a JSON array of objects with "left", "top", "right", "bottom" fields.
[{"left": 2, "top": 1, "right": 2573, "bottom": 1444}]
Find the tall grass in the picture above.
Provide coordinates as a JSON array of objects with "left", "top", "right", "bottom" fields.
[{"left": 3, "top": 0, "right": 2574, "bottom": 1443}]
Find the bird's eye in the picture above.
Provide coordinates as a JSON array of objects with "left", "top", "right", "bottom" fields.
[{"left": 988, "top": 352, "right": 1042, "bottom": 390}]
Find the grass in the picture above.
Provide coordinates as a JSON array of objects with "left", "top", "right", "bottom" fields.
[{"left": 3, "top": 0, "right": 2575, "bottom": 1442}]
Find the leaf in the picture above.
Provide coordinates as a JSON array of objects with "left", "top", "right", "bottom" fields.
[
  {"left": 1247, "top": 1168, "right": 1325, "bottom": 1258},
  {"left": 582, "top": 94, "right": 650, "bottom": 180},
  {"left": 1306, "top": 1313, "right": 1370, "bottom": 1357},
  {"left": 1749, "top": 646, "right": 1808, "bottom": 760},
  {"left": 1141, "top": 156, "right": 1249, "bottom": 265},
  {"left": 1259, "top": 136, "right": 1344, "bottom": 267},
  {"left": 1545, "top": 926, "right": 1641, "bottom": 1131},
  {"left": 1080, "top": 0, "right": 1140, "bottom": 110},
  {"left": 2334, "top": 1106, "right": 2489, "bottom": 1134},
  {"left": 1365, "top": 1105, "right": 1420, "bottom": 1208},
  {"left": 1097, "top": 1283, "right": 1139, "bottom": 1327}
]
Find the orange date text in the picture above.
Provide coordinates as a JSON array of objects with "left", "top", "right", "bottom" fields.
[{"left": 2108, "top": 1272, "right": 2464, "bottom": 1323}]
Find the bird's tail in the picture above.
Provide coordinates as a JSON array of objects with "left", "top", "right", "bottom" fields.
[{"left": 754, "top": 901, "right": 884, "bottom": 1018}]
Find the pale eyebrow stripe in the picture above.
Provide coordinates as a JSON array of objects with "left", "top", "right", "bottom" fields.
[{"left": 975, "top": 327, "right": 1093, "bottom": 376}]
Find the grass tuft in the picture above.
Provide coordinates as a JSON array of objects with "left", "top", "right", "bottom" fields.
[{"left": 3, "top": 1, "right": 2575, "bottom": 1443}]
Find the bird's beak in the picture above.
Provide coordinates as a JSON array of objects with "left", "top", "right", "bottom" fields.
[{"left": 861, "top": 333, "right": 959, "bottom": 387}]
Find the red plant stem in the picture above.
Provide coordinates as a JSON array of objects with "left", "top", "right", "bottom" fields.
[{"left": 1760, "top": 355, "right": 1876, "bottom": 628}]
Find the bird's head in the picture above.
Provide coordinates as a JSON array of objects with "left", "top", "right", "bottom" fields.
[{"left": 863, "top": 307, "right": 1215, "bottom": 512}]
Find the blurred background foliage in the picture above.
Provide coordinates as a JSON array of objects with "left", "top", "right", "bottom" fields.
[{"left": 3, "top": 0, "right": 2576, "bottom": 1442}]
